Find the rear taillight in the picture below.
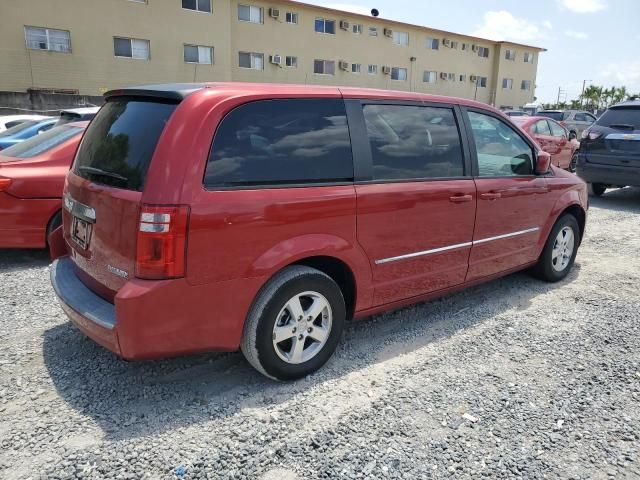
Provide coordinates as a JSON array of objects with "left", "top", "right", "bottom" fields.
[
  {"left": 135, "top": 205, "right": 190, "bottom": 280},
  {"left": 0, "top": 177, "right": 12, "bottom": 192}
]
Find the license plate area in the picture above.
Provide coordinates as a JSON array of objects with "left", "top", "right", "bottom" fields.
[{"left": 71, "top": 215, "right": 92, "bottom": 249}]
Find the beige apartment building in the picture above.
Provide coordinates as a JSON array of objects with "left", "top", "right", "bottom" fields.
[{"left": 0, "top": 0, "right": 545, "bottom": 108}]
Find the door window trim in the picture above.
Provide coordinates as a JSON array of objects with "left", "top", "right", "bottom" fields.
[
  {"left": 344, "top": 99, "right": 473, "bottom": 185},
  {"left": 460, "top": 106, "right": 539, "bottom": 178}
]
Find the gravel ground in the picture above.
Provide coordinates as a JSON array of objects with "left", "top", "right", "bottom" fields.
[{"left": 1, "top": 187, "right": 640, "bottom": 480}]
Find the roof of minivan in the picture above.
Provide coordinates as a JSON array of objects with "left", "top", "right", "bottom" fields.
[
  {"left": 105, "top": 82, "right": 501, "bottom": 113},
  {"left": 610, "top": 99, "right": 640, "bottom": 108}
]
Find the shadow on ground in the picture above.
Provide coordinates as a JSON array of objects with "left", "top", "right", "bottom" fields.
[
  {"left": 0, "top": 249, "right": 50, "bottom": 273},
  {"left": 589, "top": 186, "right": 640, "bottom": 214},
  {"left": 42, "top": 263, "right": 582, "bottom": 441}
]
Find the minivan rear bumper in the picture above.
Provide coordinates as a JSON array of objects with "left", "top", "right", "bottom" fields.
[
  {"left": 576, "top": 154, "right": 640, "bottom": 186},
  {"left": 51, "top": 257, "right": 121, "bottom": 354},
  {"left": 51, "top": 256, "right": 266, "bottom": 359}
]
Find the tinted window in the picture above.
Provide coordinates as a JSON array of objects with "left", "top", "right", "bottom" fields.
[
  {"left": 533, "top": 120, "right": 551, "bottom": 136},
  {"left": 4, "top": 120, "right": 25, "bottom": 129},
  {"left": 0, "top": 120, "right": 39, "bottom": 138},
  {"left": 205, "top": 99, "right": 353, "bottom": 187},
  {"left": 574, "top": 113, "right": 588, "bottom": 122},
  {"left": 0, "top": 125, "right": 82, "bottom": 159},
  {"left": 596, "top": 108, "right": 640, "bottom": 128},
  {"left": 74, "top": 99, "right": 177, "bottom": 191},
  {"left": 468, "top": 111, "right": 533, "bottom": 177},
  {"left": 538, "top": 111, "right": 564, "bottom": 121},
  {"left": 363, "top": 104, "right": 464, "bottom": 180}
]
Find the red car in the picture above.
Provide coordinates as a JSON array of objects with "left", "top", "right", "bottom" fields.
[
  {"left": 0, "top": 122, "right": 86, "bottom": 249},
  {"left": 50, "top": 84, "right": 588, "bottom": 380},
  {"left": 512, "top": 116, "right": 580, "bottom": 172}
]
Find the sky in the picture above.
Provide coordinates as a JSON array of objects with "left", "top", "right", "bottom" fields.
[{"left": 303, "top": 0, "right": 640, "bottom": 104}]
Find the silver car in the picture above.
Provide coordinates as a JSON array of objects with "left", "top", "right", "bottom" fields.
[{"left": 537, "top": 110, "right": 597, "bottom": 139}]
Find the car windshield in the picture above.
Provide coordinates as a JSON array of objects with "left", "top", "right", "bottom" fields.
[
  {"left": 0, "top": 125, "right": 83, "bottom": 159},
  {"left": 538, "top": 111, "right": 565, "bottom": 121},
  {"left": 596, "top": 107, "right": 640, "bottom": 129},
  {"left": 0, "top": 120, "right": 40, "bottom": 138}
]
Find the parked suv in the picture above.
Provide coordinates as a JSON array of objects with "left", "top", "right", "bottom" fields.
[
  {"left": 50, "top": 83, "right": 588, "bottom": 380},
  {"left": 538, "top": 109, "right": 597, "bottom": 140},
  {"left": 576, "top": 99, "right": 640, "bottom": 196}
]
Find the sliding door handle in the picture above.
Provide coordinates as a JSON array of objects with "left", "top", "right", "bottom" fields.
[{"left": 449, "top": 194, "right": 473, "bottom": 203}]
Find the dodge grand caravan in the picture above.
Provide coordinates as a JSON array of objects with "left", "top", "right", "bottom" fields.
[{"left": 50, "top": 83, "right": 588, "bottom": 380}]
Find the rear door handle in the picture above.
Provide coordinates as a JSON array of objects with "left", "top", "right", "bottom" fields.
[
  {"left": 480, "top": 192, "right": 502, "bottom": 200},
  {"left": 449, "top": 194, "right": 473, "bottom": 203}
]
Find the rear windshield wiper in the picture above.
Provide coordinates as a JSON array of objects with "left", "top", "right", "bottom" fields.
[
  {"left": 608, "top": 123, "right": 635, "bottom": 130},
  {"left": 78, "top": 166, "right": 128, "bottom": 182}
]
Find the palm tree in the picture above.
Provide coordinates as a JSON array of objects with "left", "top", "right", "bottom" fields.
[{"left": 611, "top": 86, "right": 628, "bottom": 105}]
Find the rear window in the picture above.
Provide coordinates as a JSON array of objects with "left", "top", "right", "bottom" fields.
[
  {"left": 0, "top": 125, "right": 82, "bottom": 159},
  {"left": 205, "top": 99, "right": 353, "bottom": 188},
  {"left": 0, "top": 120, "right": 39, "bottom": 138},
  {"left": 538, "top": 111, "right": 565, "bottom": 121},
  {"left": 74, "top": 98, "right": 177, "bottom": 191},
  {"left": 596, "top": 107, "right": 640, "bottom": 129}
]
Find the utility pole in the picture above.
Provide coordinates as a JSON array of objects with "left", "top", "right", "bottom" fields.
[{"left": 556, "top": 87, "right": 566, "bottom": 107}]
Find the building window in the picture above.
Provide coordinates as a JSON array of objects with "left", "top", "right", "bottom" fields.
[
  {"left": 459, "top": 74, "right": 467, "bottom": 82},
  {"left": 128, "top": 0, "right": 147, "bottom": 3},
  {"left": 502, "top": 78, "right": 513, "bottom": 89},
  {"left": 184, "top": 44, "right": 213, "bottom": 64},
  {"left": 182, "top": 0, "right": 211, "bottom": 13},
  {"left": 315, "top": 18, "right": 335, "bottom": 34},
  {"left": 369, "top": 26, "right": 378, "bottom": 36},
  {"left": 114, "top": 37, "right": 149, "bottom": 59},
  {"left": 314, "top": 59, "right": 335, "bottom": 75},
  {"left": 352, "top": 24, "right": 363, "bottom": 34},
  {"left": 285, "top": 55, "right": 297, "bottom": 67},
  {"left": 368, "top": 64, "right": 378, "bottom": 75},
  {"left": 239, "top": 51, "right": 263, "bottom": 70},
  {"left": 476, "top": 76, "right": 487, "bottom": 87},
  {"left": 477, "top": 46, "right": 490, "bottom": 58},
  {"left": 286, "top": 12, "right": 298, "bottom": 24},
  {"left": 238, "top": 4, "right": 263, "bottom": 23},
  {"left": 461, "top": 43, "right": 469, "bottom": 51},
  {"left": 450, "top": 41, "right": 458, "bottom": 49},
  {"left": 505, "top": 49, "right": 516, "bottom": 61},
  {"left": 351, "top": 63, "right": 361, "bottom": 73},
  {"left": 524, "top": 52, "right": 534, "bottom": 63},
  {"left": 447, "top": 73, "right": 456, "bottom": 81},
  {"left": 521, "top": 80, "right": 532, "bottom": 91},
  {"left": 25, "top": 26, "right": 71, "bottom": 53},
  {"left": 392, "top": 31, "right": 409, "bottom": 46},
  {"left": 423, "top": 71, "right": 437, "bottom": 83},
  {"left": 425, "top": 37, "right": 439, "bottom": 50},
  {"left": 391, "top": 67, "right": 407, "bottom": 81}
]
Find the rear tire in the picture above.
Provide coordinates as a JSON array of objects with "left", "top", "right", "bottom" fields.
[
  {"left": 241, "top": 266, "right": 346, "bottom": 381},
  {"left": 531, "top": 214, "right": 580, "bottom": 282},
  {"left": 587, "top": 183, "right": 607, "bottom": 196},
  {"left": 46, "top": 210, "right": 62, "bottom": 245}
]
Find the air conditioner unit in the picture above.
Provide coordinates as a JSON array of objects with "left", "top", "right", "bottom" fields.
[
  {"left": 339, "top": 60, "right": 349, "bottom": 71},
  {"left": 470, "top": 75, "right": 478, "bottom": 82},
  {"left": 382, "top": 66, "right": 391, "bottom": 74},
  {"left": 339, "top": 20, "right": 350, "bottom": 30},
  {"left": 440, "top": 72, "right": 448, "bottom": 80},
  {"left": 443, "top": 38, "right": 451, "bottom": 47},
  {"left": 268, "top": 8, "right": 280, "bottom": 18},
  {"left": 383, "top": 28, "right": 393, "bottom": 37},
  {"left": 269, "top": 54, "right": 282, "bottom": 65},
  {"left": 471, "top": 44, "right": 479, "bottom": 52}
]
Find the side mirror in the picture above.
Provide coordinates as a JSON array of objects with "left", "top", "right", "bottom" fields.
[{"left": 535, "top": 150, "right": 551, "bottom": 175}]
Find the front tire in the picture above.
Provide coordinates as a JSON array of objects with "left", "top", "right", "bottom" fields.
[
  {"left": 532, "top": 214, "right": 580, "bottom": 282},
  {"left": 587, "top": 183, "right": 607, "bottom": 196},
  {"left": 241, "top": 266, "right": 346, "bottom": 381}
]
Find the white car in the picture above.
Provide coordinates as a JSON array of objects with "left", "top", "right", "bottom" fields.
[
  {"left": 0, "top": 114, "right": 51, "bottom": 132},
  {"left": 56, "top": 107, "right": 100, "bottom": 126}
]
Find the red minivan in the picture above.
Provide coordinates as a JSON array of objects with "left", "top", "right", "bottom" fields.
[{"left": 50, "top": 83, "right": 588, "bottom": 380}]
